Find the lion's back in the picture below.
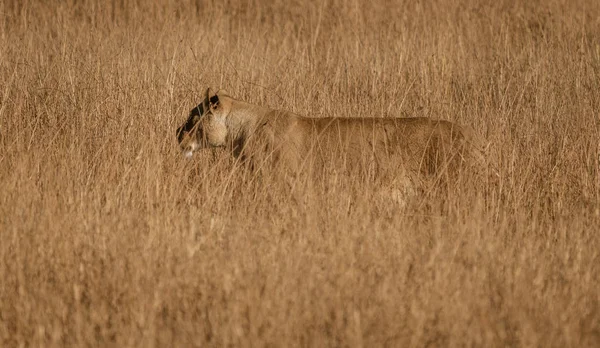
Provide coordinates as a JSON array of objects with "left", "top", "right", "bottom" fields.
[
  {"left": 294, "top": 116, "right": 488, "bottom": 177},
  {"left": 247, "top": 112, "right": 490, "bottom": 181}
]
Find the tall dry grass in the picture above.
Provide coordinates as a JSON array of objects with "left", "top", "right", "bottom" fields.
[{"left": 1, "top": 0, "right": 599, "bottom": 346}]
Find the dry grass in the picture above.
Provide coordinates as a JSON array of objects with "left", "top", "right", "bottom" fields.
[{"left": 1, "top": 0, "right": 599, "bottom": 346}]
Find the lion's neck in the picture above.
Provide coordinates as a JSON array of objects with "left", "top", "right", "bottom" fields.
[{"left": 226, "top": 100, "right": 271, "bottom": 142}]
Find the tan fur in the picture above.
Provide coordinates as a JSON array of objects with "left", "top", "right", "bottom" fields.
[{"left": 176, "top": 88, "right": 490, "bottom": 195}]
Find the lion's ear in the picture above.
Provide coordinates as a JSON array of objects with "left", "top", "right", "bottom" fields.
[
  {"left": 206, "top": 87, "right": 215, "bottom": 100},
  {"left": 209, "top": 95, "right": 220, "bottom": 109},
  {"left": 206, "top": 88, "right": 219, "bottom": 110}
]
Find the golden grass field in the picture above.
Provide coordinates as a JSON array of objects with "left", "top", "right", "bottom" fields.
[{"left": 1, "top": 0, "right": 599, "bottom": 346}]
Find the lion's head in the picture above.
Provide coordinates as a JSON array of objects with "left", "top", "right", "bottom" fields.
[{"left": 176, "top": 88, "right": 232, "bottom": 158}]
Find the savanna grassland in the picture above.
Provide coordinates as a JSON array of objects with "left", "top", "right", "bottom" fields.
[{"left": 1, "top": 0, "right": 599, "bottom": 346}]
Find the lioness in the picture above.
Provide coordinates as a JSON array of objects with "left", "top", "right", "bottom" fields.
[{"left": 176, "top": 88, "right": 489, "bottom": 201}]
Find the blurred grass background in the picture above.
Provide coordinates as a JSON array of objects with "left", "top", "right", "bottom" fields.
[{"left": 0, "top": 0, "right": 599, "bottom": 346}]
